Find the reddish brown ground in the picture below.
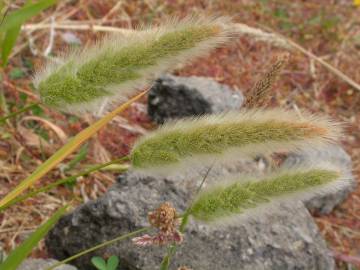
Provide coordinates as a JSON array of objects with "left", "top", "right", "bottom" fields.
[{"left": 0, "top": 0, "right": 359, "bottom": 268}]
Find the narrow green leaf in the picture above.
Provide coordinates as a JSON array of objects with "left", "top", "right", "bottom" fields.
[
  {"left": 61, "top": 143, "right": 89, "bottom": 173},
  {"left": 107, "top": 256, "right": 120, "bottom": 270},
  {"left": 1, "top": 24, "right": 21, "bottom": 65},
  {"left": 0, "top": 32, "right": 4, "bottom": 55},
  {"left": 160, "top": 254, "right": 171, "bottom": 270},
  {"left": 0, "top": 205, "right": 68, "bottom": 270},
  {"left": 0, "top": 0, "right": 34, "bottom": 66},
  {"left": 0, "top": 0, "right": 58, "bottom": 32},
  {"left": 91, "top": 257, "right": 107, "bottom": 270},
  {"left": 159, "top": 163, "right": 213, "bottom": 270},
  {"left": 0, "top": 0, "right": 8, "bottom": 24}
]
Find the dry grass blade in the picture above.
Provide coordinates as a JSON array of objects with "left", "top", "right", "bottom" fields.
[
  {"left": 245, "top": 53, "right": 289, "bottom": 108},
  {"left": 22, "top": 23, "right": 135, "bottom": 34},
  {"left": 0, "top": 205, "right": 68, "bottom": 270},
  {"left": 20, "top": 116, "right": 68, "bottom": 144},
  {"left": 0, "top": 90, "right": 148, "bottom": 208},
  {"left": 17, "top": 124, "right": 51, "bottom": 149}
]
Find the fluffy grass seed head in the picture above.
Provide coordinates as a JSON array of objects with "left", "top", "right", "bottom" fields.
[
  {"left": 130, "top": 108, "right": 342, "bottom": 174},
  {"left": 34, "top": 16, "right": 237, "bottom": 114},
  {"left": 190, "top": 163, "right": 350, "bottom": 223}
]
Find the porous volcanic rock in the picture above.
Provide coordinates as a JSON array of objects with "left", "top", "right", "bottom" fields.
[
  {"left": 46, "top": 160, "right": 335, "bottom": 270},
  {"left": 147, "top": 74, "right": 243, "bottom": 124}
]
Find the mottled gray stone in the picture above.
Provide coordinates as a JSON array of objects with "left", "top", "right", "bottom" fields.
[
  {"left": 46, "top": 159, "right": 335, "bottom": 270},
  {"left": 282, "top": 144, "right": 356, "bottom": 214},
  {"left": 17, "top": 259, "right": 77, "bottom": 270},
  {"left": 148, "top": 74, "right": 243, "bottom": 124}
]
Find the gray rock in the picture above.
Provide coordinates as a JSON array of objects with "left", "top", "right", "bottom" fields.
[
  {"left": 148, "top": 74, "right": 243, "bottom": 124},
  {"left": 17, "top": 259, "right": 77, "bottom": 270},
  {"left": 282, "top": 144, "right": 356, "bottom": 214},
  {"left": 46, "top": 162, "right": 335, "bottom": 270}
]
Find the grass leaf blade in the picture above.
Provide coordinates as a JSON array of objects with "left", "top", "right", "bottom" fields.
[
  {"left": 0, "top": 90, "right": 147, "bottom": 209},
  {"left": 0, "top": 0, "right": 57, "bottom": 32},
  {"left": 0, "top": 205, "right": 68, "bottom": 270},
  {"left": 1, "top": 24, "right": 21, "bottom": 65}
]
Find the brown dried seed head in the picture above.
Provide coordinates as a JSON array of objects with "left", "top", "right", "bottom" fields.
[
  {"left": 148, "top": 202, "right": 177, "bottom": 232},
  {"left": 245, "top": 52, "right": 290, "bottom": 108},
  {"left": 134, "top": 202, "right": 184, "bottom": 247}
]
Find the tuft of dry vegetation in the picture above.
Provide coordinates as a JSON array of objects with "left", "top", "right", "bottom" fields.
[{"left": 0, "top": 0, "right": 359, "bottom": 268}]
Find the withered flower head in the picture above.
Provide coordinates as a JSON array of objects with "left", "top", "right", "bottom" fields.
[
  {"left": 148, "top": 202, "right": 178, "bottom": 233},
  {"left": 133, "top": 202, "right": 183, "bottom": 247}
]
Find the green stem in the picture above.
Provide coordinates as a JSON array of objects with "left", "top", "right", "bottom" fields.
[
  {"left": 0, "top": 102, "right": 40, "bottom": 123},
  {"left": 46, "top": 227, "right": 150, "bottom": 270},
  {"left": 0, "top": 156, "right": 129, "bottom": 211},
  {"left": 159, "top": 163, "right": 215, "bottom": 270}
]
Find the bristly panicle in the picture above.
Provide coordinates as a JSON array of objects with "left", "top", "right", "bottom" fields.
[
  {"left": 130, "top": 108, "right": 342, "bottom": 174},
  {"left": 190, "top": 165, "right": 349, "bottom": 223},
  {"left": 34, "top": 16, "right": 238, "bottom": 114},
  {"left": 245, "top": 53, "right": 289, "bottom": 108}
]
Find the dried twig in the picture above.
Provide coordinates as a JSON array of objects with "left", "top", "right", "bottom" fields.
[
  {"left": 10, "top": 5, "right": 79, "bottom": 58},
  {"left": 2, "top": 80, "right": 38, "bottom": 99},
  {"left": 43, "top": 16, "right": 56, "bottom": 56},
  {"left": 22, "top": 23, "right": 133, "bottom": 34}
]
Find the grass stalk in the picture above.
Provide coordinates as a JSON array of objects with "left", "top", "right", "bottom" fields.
[{"left": 159, "top": 162, "right": 215, "bottom": 270}]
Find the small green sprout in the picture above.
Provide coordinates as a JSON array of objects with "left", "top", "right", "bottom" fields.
[{"left": 91, "top": 255, "right": 119, "bottom": 270}]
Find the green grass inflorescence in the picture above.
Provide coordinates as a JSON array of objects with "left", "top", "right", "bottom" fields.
[
  {"left": 38, "top": 26, "right": 219, "bottom": 108},
  {"left": 130, "top": 120, "right": 324, "bottom": 169},
  {"left": 190, "top": 169, "right": 339, "bottom": 222}
]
